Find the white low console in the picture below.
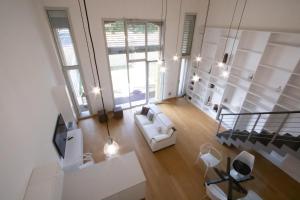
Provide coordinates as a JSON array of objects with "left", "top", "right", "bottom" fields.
[
  {"left": 24, "top": 152, "right": 146, "bottom": 200},
  {"left": 62, "top": 128, "right": 83, "bottom": 171},
  {"left": 63, "top": 151, "right": 146, "bottom": 200}
]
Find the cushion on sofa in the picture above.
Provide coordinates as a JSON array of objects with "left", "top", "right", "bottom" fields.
[
  {"left": 147, "top": 110, "right": 154, "bottom": 121},
  {"left": 157, "top": 113, "right": 173, "bottom": 129},
  {"left": 141, "top": 106, "right": 150, "bottom": 115},
  {"left": 135, "top": 114, "right": 151, "bottom": 126},
  {"left": 143, "top": 124, "right": 160, "bottom": 141},
  {"left": 148, "top": 104, "right": 161, "bottom": 115}
]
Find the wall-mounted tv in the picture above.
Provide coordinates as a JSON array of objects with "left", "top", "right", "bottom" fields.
[{"left": 53, "top": 114, "right": 68, "bottom": 158}]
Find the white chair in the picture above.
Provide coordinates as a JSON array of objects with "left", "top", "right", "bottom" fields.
[
  {"left": 196, "top": 143, "right": 222, "bottom": 177},
  {"left": 230, "top": 151, "right": 255, "bottom": 180},
  {"left": 205, "top": 183, "right": 227, "bottom": 200},
  {"left": 237, "top": 190, "right": 263, "bottom": 200},
  {"left": 79, "top": 152, "right": 95, "bottom": 169}
]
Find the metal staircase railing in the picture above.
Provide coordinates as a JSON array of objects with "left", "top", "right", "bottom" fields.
[{"left": 216, "top": 110, "right": 300, "bottom": 152}]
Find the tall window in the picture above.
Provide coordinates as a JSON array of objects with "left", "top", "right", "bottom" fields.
[
  {"left": 104, "top": 20, "right": 162, "bottom": 108},
  {"left": 47, "top": 10, "right": 90, "bottom": 117},
  {"left": 178, "top": 14, "right": 196, "bottom": 96}
]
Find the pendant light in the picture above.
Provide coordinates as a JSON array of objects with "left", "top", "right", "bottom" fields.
[
  {"left": 225, "top": 0, "right": 248, "bottom": 71},
  {"left": 173, "top": 0, "right": 183, "bottom": 61},
  {"left": 218, "top": 0, "right": 239, "bottom": 68},
  {"left": 192, "top": 0, "right": 211, "bottom": 82},
  {"left": 81, "top": 0, "right": 119, "bottom": 158},
  {"left": 196, "top": 0, "right": 211, "bottom": 63},
  {"left": 222, "top": 0, "right": 248, "bottom": 78}
]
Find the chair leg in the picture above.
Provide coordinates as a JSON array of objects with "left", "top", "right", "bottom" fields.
[
  {"left": 195, "top": 153, "right": 201, "bottom": 165},
  {"left": 204, "top": 166, "right": 209, "bottom": 178}
]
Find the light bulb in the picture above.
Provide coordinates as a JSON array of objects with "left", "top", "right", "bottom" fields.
[
  {"left": 92, "top": 86, "right": 101, "bottom": 94},
  {"left": 196, "top": 56, "right": 202, "bottom": 62},
  {"left": 160, "top": 66, "right": 167, "bottom": 73},
  {"left": 222, "top": 70, "right": 229, "bottom": 78},
  {"left": 104, "top": 138, "right": 119, "bottom": 158},
  {"left": 192, "top": 74, "right": 200, "bottom": 82},
  {"left": 217, "top": 62, "right": 224, "bottom": 67},
  {"left": 173, "top": 54, "right": 179, "bottom": 61}
]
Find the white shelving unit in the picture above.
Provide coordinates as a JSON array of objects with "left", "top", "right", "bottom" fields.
[{"left": 185, "top": 27, "right": 300, "bottom": 126}]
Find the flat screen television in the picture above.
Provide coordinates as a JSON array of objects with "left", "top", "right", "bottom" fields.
[{"left": 53, "top": 114, "right": 68, "bottom": 158}]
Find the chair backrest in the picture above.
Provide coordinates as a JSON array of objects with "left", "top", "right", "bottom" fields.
[
  {"left": 200, "top": 143, "right": 222, "bottom": 161},
  {"left": 233, "top": 151, "right": 255, "bottom": 171},
  {"left": 206, "top": 184, "right": 227, "bottom": 200}
]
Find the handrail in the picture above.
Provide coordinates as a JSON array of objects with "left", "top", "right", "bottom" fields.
[{"left": 221, "top": 110, "right": 300, "bottom": 116}]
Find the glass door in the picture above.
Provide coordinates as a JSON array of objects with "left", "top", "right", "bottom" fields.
[
  {"left": 104, "top": 20, "right": 162, "bottom": 109},
  {"left": 128, "top": 61, "right": 147, "bottom": 106},
  {"left": 127, "top": 22, "right": 147, "bottom": 107}
]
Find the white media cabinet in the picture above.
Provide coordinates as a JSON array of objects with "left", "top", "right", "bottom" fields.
[{"left": 61, "top": 128, "right": 83, "bottom": 171}]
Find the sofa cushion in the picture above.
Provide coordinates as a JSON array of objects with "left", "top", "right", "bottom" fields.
[
  {"left": 141, "top": 106, "right": 150, "bottom": 115},
  {"left": 135, "top": 114, "right": 151, "bottom": 126},
  {"left": 148, "top": 104, "right": 161, "bottom": 115},
  {"left": 147, "top": 110, "right": 154, "bottom": 121},
  {"left": 143, "top": 124, "right": 160, "bottom": 141},
  {"left": 157, "top": 113, "right": 173, "bottom": 129}
]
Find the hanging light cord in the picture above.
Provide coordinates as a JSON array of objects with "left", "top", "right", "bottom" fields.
[
  {"left": 175, "top": 0, "right": 183, "bottom": 53},
  {"left": 82, "top": 0, "right": 111, "bottom": 137},
  {"left": 228, "top": 0, "right": 248, "bottom": 67},
  {"left": 162, "top": 0, "right": 168, "bottom": 60},
  {"left": 222, "top": 0, "right": 239, "bottom": 60},
  {"left": 77, "top": 0, "right": 96, "bottom": 86},
  {"left": 159, "top": 0, "right": 164, "bottom": 61},
  {"left": 199, "top": 0, "right": 210, "bottom": 58}
]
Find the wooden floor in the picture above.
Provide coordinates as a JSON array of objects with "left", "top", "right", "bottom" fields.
[{"left": 79, "top": 98, "right": 300, "bottom": 200}]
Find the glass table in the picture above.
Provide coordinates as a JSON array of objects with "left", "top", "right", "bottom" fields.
[{"left": 205, "top": 157, "right": 254, "bottom": 200}]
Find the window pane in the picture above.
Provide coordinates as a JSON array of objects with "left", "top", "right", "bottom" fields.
[
  {"left": 66, "top": 69, "right": 88, "bottom": 113},
  {"left": 47, "top": 10, "right": 78, "bottom": 66},
  {"left": 127, "top": 23, "right": 146, "bottom": 60},
  {"left": 57, "top": 28, "right": 78, "bottom": 66},
  {"left": 149, "top": 62, "right": 161, "bottom": 102},
  {"left": 147, "top": 51, "right": 160, "bottom": 61},
  {"left": 128, "top": 61, "right": 146, "bottom": 106},
  {"left": 181, "top": 15, "right": 196, "bottom": 56},
  {"left": 108, "top": 54, "right": 130, "bottom": 109},
  {"left": 104, "top": 21, "right": 126, "bottom": 54}
]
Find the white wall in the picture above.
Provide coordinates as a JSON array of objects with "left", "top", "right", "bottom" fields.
[
  {"left": 205, "top": 0, "right": 300, "bottom": 32},
  {"left": 40, "top": 0, "right": 202, "bottom": 112},
  {"left": 38, "top": 0, "right": 300, "bottom": 113},
  {"left": 0, "top": 0, "right": 59, "bottom": 199}
]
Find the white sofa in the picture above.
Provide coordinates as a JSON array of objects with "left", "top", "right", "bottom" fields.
[{"left": 134, "top": 104, "right": 176, "bottom": 152}]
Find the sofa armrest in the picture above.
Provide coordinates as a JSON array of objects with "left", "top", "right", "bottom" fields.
[{"left": 151, "top": 134, "right": 169, "bottom": 143}]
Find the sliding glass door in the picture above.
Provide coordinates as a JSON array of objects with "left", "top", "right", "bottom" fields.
[{"left": 104, "top": 20, "right": 162, "bottom": 109}]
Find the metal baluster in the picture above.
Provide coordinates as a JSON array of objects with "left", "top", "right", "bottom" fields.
[
  {"left": 216, "top": 114, "right": 224, "bottom": 135},
  {"left": 230, "top": 115, "right": 240, "bottom": 137},
  {"left": 247, "top": 114, "right": 261, "bottom": 140},
  {"left": 270, "top": 113, "right": 290, "bottom": 143}
]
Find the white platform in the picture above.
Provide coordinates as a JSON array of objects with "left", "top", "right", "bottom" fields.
[{"left": 62, "top": 151, "right": 146, "bottom": 200}]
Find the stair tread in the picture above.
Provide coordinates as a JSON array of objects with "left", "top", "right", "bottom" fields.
[
  {"left": 272, "top": 135, "right": 300, "bottom": 151},
  {"left": 249, "top": 133, "right": 273, "bottom": 145}
]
